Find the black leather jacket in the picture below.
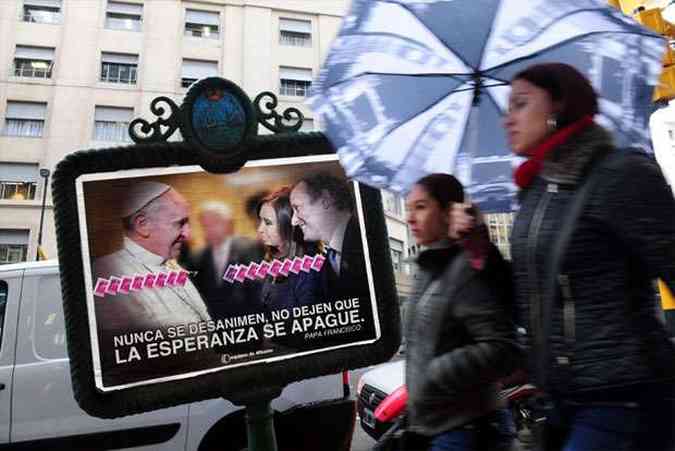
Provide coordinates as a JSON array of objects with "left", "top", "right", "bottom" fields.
[
  {"left": 511, "top": 124, "right": 675, "bottom": 398},
  {"left": 405, "top": 242, "right": 521, "bottom": 435}
]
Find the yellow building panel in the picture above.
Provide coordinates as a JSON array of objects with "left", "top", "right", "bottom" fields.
[
  {"left": 653, "top": 65, "right": 675, "bottom": 101},
  {"left": 613, "top": 0, "right": 666, "bottom": 15},
  {"left": 634, "top": 7, "right": 672, "bottom": 34},
  {"left": 660, "top": 280, "right": 675, "bottom": 310}
]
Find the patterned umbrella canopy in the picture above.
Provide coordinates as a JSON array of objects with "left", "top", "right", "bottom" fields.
[{"left": 309, "top": 0, "right": 665, "bottom": 211}]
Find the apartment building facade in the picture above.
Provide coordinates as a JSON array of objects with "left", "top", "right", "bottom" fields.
[{"left": 0, "top": 0, "right": 346, "bottom": 263}]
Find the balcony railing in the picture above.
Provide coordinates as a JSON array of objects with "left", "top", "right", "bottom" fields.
[
  {"left": 105, "top": 16, "right": 142, "bottom": 31},
  {"left": 2, "top": 119, "right": 45, "bottom": 138},
  {"left": 280, "top": 31, "right": 312, "bottom": 47},
  {"left": 185, "top": 24, "right": 219, "bottom": 39},
  {"left": 23, "top": 10, "right": 62, "bottom": 24},
  {"left": 100, "top": 64, "right": 137, "bottom": 84},
  {"left": 0, "top": 244, "right": 28, "bottom": 264},
  {"left": 280, "top": 79, "right": 312, "bottom": 97},
  {"left": 0, "top": 181, "right": 38, "bottom": 201},
  {"left": 14, "top": 63, "right": 52, "bottom": 79}
]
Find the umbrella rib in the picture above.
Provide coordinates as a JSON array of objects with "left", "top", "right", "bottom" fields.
[
  {"left": 484, "top": 85, "right": 509, "bottom": 116},
  {"left": 350, "top": 30, "right": 450, "bottom": 57},
  {"left": 476, "top": 0, "right": 504, "bottom": 74},
  {"left": 320, "top": 71, "right": 469, "bottom": 93},
  {"left": 358, "top": 88, "right": 469, "bottom": 171},
  {"left": 486, "top": 6, "right": 642, "bottom": 66},
  {"left": 483, "top": 30, "right": 662, "bottom": 74}
]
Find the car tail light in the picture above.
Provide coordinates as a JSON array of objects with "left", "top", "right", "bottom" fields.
[{"left": 374, "top": 385, "right": 407, "bottom": 422}]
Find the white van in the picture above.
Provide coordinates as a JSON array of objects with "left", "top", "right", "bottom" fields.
[{"left": 0, "top": 260, "right": 355, "bottom": 450}]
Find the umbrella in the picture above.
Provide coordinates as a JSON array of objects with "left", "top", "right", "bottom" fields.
[{"left": 308, "top": 0, "right": 666, "bottom": 208}]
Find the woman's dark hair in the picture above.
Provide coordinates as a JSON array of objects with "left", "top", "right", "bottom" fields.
[
  {"left": 513, "top": 63, "right": 598, "bottom": 128},
  {"left": 257, "top": 187, "right": 304, "bottom": 258},
  {"left": 414, "top": 173, "right": 464, "bottom": 208}
]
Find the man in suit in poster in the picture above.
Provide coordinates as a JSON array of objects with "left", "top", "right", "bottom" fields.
[
  {"left": 289, "top": 173, "right": 370, "bottom": 303},
  {"left": 182, "top": 201, "right": 264, "bottom": 320}
]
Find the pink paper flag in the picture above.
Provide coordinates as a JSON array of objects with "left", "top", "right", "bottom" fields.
[
  {"left": 119, "top": 276, "right": 133, "bottom": 294},
  {"left": 279, "top": 258, "right": 292, "bottom": 277},
  {"left": 289, "top": 257, "right": 303, "bottom": 275},
  {"left": 246, "top": 262, "right": 260, "bottom": 280},
  {"left": 155, "top": 272, "right": 168, "bottom": 288},
  {"left": 166, "top": 270, "right": 179, "bottom": 286},
  {"left": 235, "top": 266, "right": 248, "bottom": 283},
  {"left": 131, "top": 275, "right": 144, "bottom": 291},
  {"left": 93, "top": 278, "right": 109, "bottom": 298},
  {"left": 311, "top": 254, "right": 326, "bottom": 271},
  {"left": 257, "top": 261, "right": 271, "bottom": 279},
  {"left": 301, "top": 255, "right": 313, "bottom": 273},
  {"left": 269, "top": 259, "right": 282, "bottom": 278},
  {"left": 106, "top": 277, "right": 122, "bottom": 295},
  {"left": 176, "top": 270, "right": 189, "bottom": 286},
  {"left": 223, "top": 265, "right": 238, "bottom": 283},
  {"left": 143, "top": 273, "right": 157, "bottom": 289}
]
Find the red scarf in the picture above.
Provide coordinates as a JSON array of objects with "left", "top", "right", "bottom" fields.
[{"left": 513, "top": 115, "right": 594, "bottom": 189}]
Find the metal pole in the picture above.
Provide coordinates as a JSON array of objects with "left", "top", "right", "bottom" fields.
[
  {"left": 245, "top": 399, "right": 278, "bottom": 451},
  {"left": 36, "top": 169, "right": 50, "bottom": 261}
]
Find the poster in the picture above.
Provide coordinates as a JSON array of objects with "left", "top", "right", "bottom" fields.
[{"left": 77, "top": 155, "right": 380, "bottom": 391}]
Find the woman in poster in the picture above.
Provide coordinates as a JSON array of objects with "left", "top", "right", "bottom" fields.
[{"left": 257, "top": 188, "right": 323, "bottom": 312}]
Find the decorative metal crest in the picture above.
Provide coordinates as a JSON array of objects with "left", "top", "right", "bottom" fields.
[
  {"left": 254, "top": 92, "right": 304, "bottom": 133},
  {"left": 129, "top": 97, "right": 182, "bottom": 144},
  {"left": 128, "top": 82, "right": 306, "bottom": 146}
]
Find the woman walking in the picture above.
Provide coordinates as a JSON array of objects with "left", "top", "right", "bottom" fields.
[
  {"left": 455, "top": 62, "right": 675, "bottom": 450},
  {"left": 404, "top": 173, "right": 521, "bottom": 451}
]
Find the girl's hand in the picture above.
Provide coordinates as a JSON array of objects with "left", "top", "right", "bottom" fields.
[{"left": 448, "top": 202, "right": 478, "bottom": 240}]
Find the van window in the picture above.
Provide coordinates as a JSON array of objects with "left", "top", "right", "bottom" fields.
[
  {"left": 0, "top": 281, "right": 6, "bottom": 348},
  {"left": 34, "top": 276, "right": 66, "bottom": 360}
]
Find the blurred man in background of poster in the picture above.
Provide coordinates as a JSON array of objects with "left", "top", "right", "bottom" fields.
[{"left": 182, "top": 201, "right": 264, "bottom": 320}]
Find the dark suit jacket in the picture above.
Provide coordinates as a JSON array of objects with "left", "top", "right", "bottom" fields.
[
  {"left": 182, "top": 237, "right": 264, "bottom": 320},
  {"left": 320, "top": 215, "right": 370, "bottom": 303}
]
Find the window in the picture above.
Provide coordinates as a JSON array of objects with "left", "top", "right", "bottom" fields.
[
  {"left": 14, "top": 45, "right": 54, "bottom": 78},
  {"left": 390, "top": 238, "right": 404, "bottom": 272},
  {"left": 100, "top": 52, "right": 138, "bottom": 84},
  {"left": 185, "top": 9, "right": 219, "bottom": 38},
  {"left": 181, "top": 59, "right": 218, "bottom": 88},
  {"left": 0, "top": 163, "right": 39, "bottom": 200},
  {"left": 279, "top": 67, "right": 312, "bottom": 97},
  {"left": 35, "top": 275, "right": 67, "bottom": 359},
  {"left": 23, "top": 0, "right": 61, "bottom": 24},
  {"left": 93, "top": 106, "right": 133, "bottom": 142},
  {"left": 382, "top": 191, "right": 403, "bottom": 216},
  {"left": 486, "top": 212, "right": 514, "bottom": 261},
  {"left": 0, "top": 230, "right": 29, "bottom": 265},
  {"left": 280, "top": 18, "right": 311, "bottom": 47},
  {"left": 105, "top": 1, "right": 142, "bottom": 31},
  {"left": 2, "top": 101, "right": 47, "bottom": 137}
]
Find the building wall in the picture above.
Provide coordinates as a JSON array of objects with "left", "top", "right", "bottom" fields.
[{"left": 0, "top": 0, "right": 347, "bottom": 262}]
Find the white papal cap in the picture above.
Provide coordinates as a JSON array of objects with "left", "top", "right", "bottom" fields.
[{"left": 120, "top": 181, "right": 171, "bottom": 218}]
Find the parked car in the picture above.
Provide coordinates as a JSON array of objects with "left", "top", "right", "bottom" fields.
[
  {"left": 0, "top": 260, "right": 355, "bottom": 450},
  {"left": 357, "top": 359, "right": 536, "bottom": 447},
  {"left": 356, "top": 359, "right": 405, "bottom": 440}
]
